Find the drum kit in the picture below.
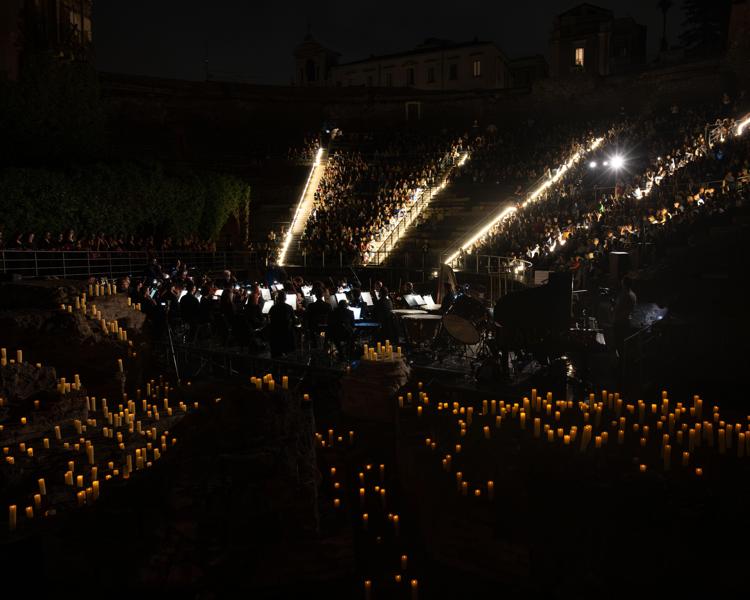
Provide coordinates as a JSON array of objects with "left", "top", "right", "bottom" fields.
[{"left": 394, "top": 291, "right": 496, "bottom": 370}]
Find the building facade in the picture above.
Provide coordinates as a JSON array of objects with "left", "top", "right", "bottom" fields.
[
  {"left": 0, "top": 0, "right": 93, "bottom": 80},
  {"left": 331, "top": 39, "right": 511, "bottom": 91},
  {"left": 549, "top": 3, "right": 646, "bottom": 78},
  {"left": 294, "top": 37, "right": 544, "bottom": 91}
]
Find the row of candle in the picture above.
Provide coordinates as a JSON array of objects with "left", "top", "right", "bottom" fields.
[
  {"left": 249, "top": 374, "right": 289, "bottom": 391},
  {"left": 1, "top": 347, "right": 24, "bottom": 367},
  {"left": 400, "top": 387, "right": 750, "bottom": 502},
  {"left": 87, "top": 282, "right": 115, "bottom": 297},
  {"left": 362, "top": 341, "right": 402, "bottom": 362}
]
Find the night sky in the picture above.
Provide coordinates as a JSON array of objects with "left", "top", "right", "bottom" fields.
[{"left": 94, "top": 0, "right": 687, "bottom": 85}]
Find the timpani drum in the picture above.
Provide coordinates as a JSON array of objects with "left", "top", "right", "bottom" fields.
[
  {"left": 402, "top": 314, "right": 442, "bottom": 345},
  {"left": 442, "top": 295, "right": 489, "bottom": 345}
]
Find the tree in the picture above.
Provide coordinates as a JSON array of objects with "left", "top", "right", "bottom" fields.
[{"left": 678, "top": 0, "right": 733, "bottom": 54}]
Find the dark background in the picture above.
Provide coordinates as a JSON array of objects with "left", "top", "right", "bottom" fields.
[{"left": 93, "top": 0, "right": 683, "bottom": 84}]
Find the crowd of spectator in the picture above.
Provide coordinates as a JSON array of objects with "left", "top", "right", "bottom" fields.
[
  {"left": 300, "top": 130, "right": 466, "bottom": 262},
  {"left": 0, "top": 230, "right": 219, "bottom": 253},
  {"left": 461, "top": 100, "right": 749, "bottom": 290}
]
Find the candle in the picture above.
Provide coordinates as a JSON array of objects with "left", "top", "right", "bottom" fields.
[
  {"left": 33, "top": 494, "right": 41, "bottom": 510},
  {"left": 417, "top": 406, "right": 423, "bottom": 417},
  {"left": 411, "top": 578, "right": 419, "bottom": 600},
  {"left": 401, "top": 554, "right": 408, "bottom": 570},
  {"left": 38, "top": 478, "right": 46, "bottom": 495},
  {"left": 364, "top": 580, "right": 372, "bottom": 600},
  {"left": 64, "top": 471, "right": 73, "bottom": 486},
  {"left": 639, "top": 464, "right": 647, "bottom": 472},
  {"left": 16, "top": 350, "right": 23, "bottom": 364},
  {"left": 695, "top": 467, "right": 703, "bottom": 476},
  {"left": 9, "top": 505, "right": 16, "bottom": 531},
  {"left": 663, "top": 445, "right": 671, "bottom": 470},
  {"left": 393, "top": 514, "right": 400, "bottom": 535},
  {"left": 362, "top": 513, "right": 368, "bottom": 529}
]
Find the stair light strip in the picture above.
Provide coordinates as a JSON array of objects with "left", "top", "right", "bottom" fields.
[
  {"left": 444, "top": 136, "right": 604, "bottom": 265},
  {"left": 737, "top": 114, "right": 750, "bottom": 137},
  {"left": 364, "top": 151, "right": 469, "bottom": 265},
  {"left": 278, "top": 147, "right": 324, "bottom": 266}
]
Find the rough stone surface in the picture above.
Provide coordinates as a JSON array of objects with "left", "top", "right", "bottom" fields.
[{"left": 340, "top": 358, "right": 411, "bottom": 422}]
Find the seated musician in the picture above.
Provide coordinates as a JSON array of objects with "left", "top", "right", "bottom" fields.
[
  {"left": 329, "top": 299, "right": 355, "bottom": 360},
  {"left": 374, "top": 286, "right": 398, "bottom": 343},
  {"left": 244, "top": 284, "right": 264, "bottom": 330},
  {"left": 441, "top": 282, "right": 457, "bottom": 314},
  {"left": 397, "top": 281, "right": 414, "bottom": 308},
  {"left": 349, "top": 288, "right": 366, "bottom": 309},
  {"left": 305, "top": 290, "right": 332, "bottom": 348}
]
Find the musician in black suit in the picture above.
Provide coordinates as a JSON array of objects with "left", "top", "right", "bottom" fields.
[
  {"left": 305, "top": 291, "right": 332, "bottom": 349},
  {"left": 179, "top": 281, "right": 201, "bottom": 342},
  {"left": 374, "top": 286, "right": 398, "bottom": 343},
  {"left": 268, "top": 291, "right": 295, "bottom": 357},
  {"left": 329, "top": 299, "right": 355, "bottom": 360}
]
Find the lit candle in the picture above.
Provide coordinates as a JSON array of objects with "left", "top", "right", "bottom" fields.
[
  {"left": 411, "top": 578, "right": 419, "bottom": 600},
  {"left": 364, "top": 580, "right": 372, "bottom": 600},
  {"left": 8, "top": 505, "right": 16, "bottom": 531}
]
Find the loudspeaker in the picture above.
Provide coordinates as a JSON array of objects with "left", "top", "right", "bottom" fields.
[{"left": 609, "top": 251, "right": 629, "bottom": 284}]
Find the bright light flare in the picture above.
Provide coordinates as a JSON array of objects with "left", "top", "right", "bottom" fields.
[
  {"left": 737, "top": 114, "right": 750, "bottom": 137},
  {"left": 589, "top": 161, "right": 597, "bottom": 168},
  {"left": 611, "top": 155, "right": 625, "bottom": 170}
]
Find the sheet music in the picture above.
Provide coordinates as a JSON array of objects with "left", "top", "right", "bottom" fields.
[
  {"left": 361, "top": 292, "right": 374, "bottom": 306},
  {"left": 261, "top": 300, "right": 274, "bottom": 314}
]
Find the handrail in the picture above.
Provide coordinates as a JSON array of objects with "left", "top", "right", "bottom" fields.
[
  {"left": 0, "top": 249, "right": 261, "bottom": 279},
  {"left": 363, "top": 150, "right": 468, "bottom": 266}
]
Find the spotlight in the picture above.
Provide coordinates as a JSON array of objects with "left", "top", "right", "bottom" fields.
[
  {"left": 589, "top": 161, "right": 597, "bottom": 168},
  {"left": 611, "top": 155, "right": 625, "bottom": 170},
  {"left": 603, "top": 161, "right": 609, "bottom": 166}
]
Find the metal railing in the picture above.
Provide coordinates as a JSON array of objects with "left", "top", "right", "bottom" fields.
[
  {"left": 364, "top": 151, "right": 466, "bottom": 266},
  {"left": 0, "top": 250, "right": 261, "bottom": 280}
]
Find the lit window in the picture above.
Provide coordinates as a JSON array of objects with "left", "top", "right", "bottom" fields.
[
  {"left": 575, "top": 47, "right": 585, "bottom": 67},
  {"left": 473, "top": 59, "right": 481, "bottom": 77}
]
